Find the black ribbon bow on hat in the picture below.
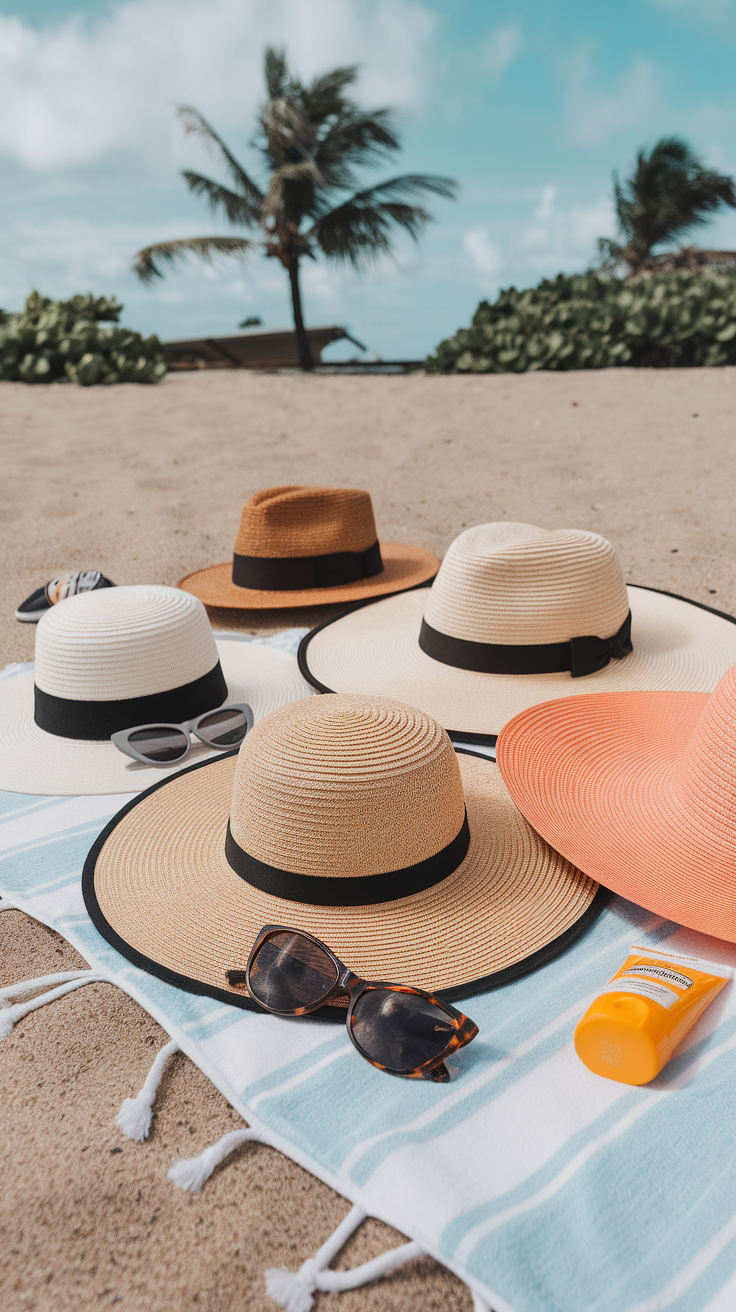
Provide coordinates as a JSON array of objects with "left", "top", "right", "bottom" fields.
[{"left": 569, "top": 611, "right": 633, "bottom": 677}]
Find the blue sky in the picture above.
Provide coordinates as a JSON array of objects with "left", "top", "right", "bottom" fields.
[{"left": 2, "top": 0, "right": 736, "bottom": 358}]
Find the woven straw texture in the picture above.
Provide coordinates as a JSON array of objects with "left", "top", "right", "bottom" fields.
[
  {"left": 0, "top": 639, "right": 313, "bottom": 796},
  {"left": 302, "top": 579, "right": 736, "bottom": 738},
  {"left": 230, "top": 695, "right": 465, "bottom": 877},
  {"left": 180, "top": 542, "right": 439, "bottom": 610},
  {"left": 496, "top": 665, "right": 736, "bottom": 941},
  {"left": 424, "top": 523, "right": 629, "bottom": 644},
  {"left": 34, "top": 585, "right": 218, "bottom": 701},
  {"left": 235, "top": 485, "right": 378, "bottom": 558},
  {"left": 90, "top": 694, "right": 598, "bottom": 996},
  {"left": 180, "top": 484, "right": 439, "bottom": 608}
]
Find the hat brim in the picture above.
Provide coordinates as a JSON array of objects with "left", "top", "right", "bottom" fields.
[
  {"left": 299, "top": 585, "right": 736, "bottom": 742},
  {"left": 0, "top": 637, "right": 314, "bottom": 796},
  {"left": 82, "top": 747, "right": 604, "bottom": 1015},
  {"left": 178, "top": 542, "right": 440, "bottom": 610},
  {"left": 496, "top": 689, "right": 736, "bottom": 942}
]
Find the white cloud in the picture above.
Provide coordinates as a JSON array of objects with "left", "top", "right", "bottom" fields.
[
  {"left": 517, "top": 187, "right": 616, "bottom": 270},
  {"left": 464, "top": 227, "right": 503, "bottom": 280},
  {"left": 562, "top": 45, "right": 663, "bottom": 146},
  {"left": 461, "top": 187, "right": 616, "bottom": 296},
  {"left": 0, "top": 0, "right": 436, "bottom": 171},
  {"left": 481, "top": 25, "right": 524, "bottom": 79}
]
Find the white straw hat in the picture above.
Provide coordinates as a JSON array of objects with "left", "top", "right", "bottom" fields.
[
  {"left": 83, "top": 694, "right": 603, "bottom": 1009},
  {"left": 0, "top": 585, "right": 313, "bottom": 795},
  {"left": 299, "top": 522, "right": 736, "bottom": 741}
]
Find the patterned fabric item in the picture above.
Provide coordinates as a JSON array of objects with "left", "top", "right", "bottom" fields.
[
  {"left": 1, "top": 650, "right": 735, "bottom": 1312},
  {"left": 46, "top": 570, "right": 113, "bottom": 605},
  {"left": 15, "top": 570, "right": 114, "bottom": 622}
]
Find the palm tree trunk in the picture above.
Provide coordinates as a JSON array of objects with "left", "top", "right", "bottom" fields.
[{"left": 287, "top": 257, "right": 313, "bottom": 371}]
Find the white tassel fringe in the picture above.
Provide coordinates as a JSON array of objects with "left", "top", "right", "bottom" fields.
[
  {"left": 266, "top": 1263, "right": 320, "bottom": 1312},
  {"left": 265, "top": 1205, "right": 427, "bottom": 1310},
  {"left": 168, "top": 1127, "right": 261, "bottom": 1193},
  {"left": 0, "top": 971, "right": 104, "bottom": 1038},
  {"left": 115, "top": 1038, "right": 180, "bottom": 1142}
]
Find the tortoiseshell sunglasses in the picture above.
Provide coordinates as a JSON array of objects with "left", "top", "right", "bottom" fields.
[{"left": 226, "top": 925, "right": 479, "bottom": 1083}]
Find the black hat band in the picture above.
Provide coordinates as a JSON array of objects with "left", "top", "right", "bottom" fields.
[
  {"left": 224, "top": 809, "right": 470, "bottom": 906},
  {"left": 232, "top": 540, "right": 383, "bottom": 591},
  {"left": 34, "top": 660, "right": 228, "bottom": 741},
  {"left": 418, "top": 611, "right": 633, "bottom": 678}
]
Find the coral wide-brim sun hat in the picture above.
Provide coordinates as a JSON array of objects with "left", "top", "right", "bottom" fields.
[
  {"left": 299, "top": 521, "right": 736, "bottom": 741},
  {"left": 83, "top": 695, "right": 605, "bottom": 1013},
  {"left": 496, "top": 665, "right": 736, "bottom": 942},
  {"left": 179, "top": 485, "right": 439, "bottom": 609},
  {"left": 0, "top": 585, "right": 313, "bottom": 795}
]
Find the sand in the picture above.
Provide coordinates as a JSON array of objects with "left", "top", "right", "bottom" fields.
[{"left": 1, "top": 366, "right": 735, "bottom": 1312}]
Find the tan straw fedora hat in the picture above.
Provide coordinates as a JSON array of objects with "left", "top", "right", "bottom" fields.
[
  {"left": 83, "top": 694, "right": 604, "bottom": 1012},
  {"left": 496, "top": 664, "right": 736, "bottom": 942},
  {"left": 299, "top": 521, "right": 736, "bottom": 742},
  {"left": 0, "top": 585, "right": 313, "bottom": 795},
  {"left": 179, "top": 485, "right": 439, "bottom": 610}
]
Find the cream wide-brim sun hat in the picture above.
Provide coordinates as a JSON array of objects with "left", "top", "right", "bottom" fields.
[
  {"left": 299, "top": 523, "right": 736, "bottom": 741},
  {"left": 83, "top": 695, "right": 604, "bottom": 1011},
  {"left": 0, "top": 586, "right": 313, "bottom": 796}
]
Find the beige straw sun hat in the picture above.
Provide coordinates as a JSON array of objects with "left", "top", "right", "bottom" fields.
[
  {"left": 83, "top": 694, "right": 603, "bottom": 1011},
  {"left": 0, "top": 585, "right": 313, "bottom": 795},
  {"left": 497, "top": 663, "right": 736, "bottom": 942},
  {"left": 179, "top": 485, "right": 439, "bottom": 610},
  {"left": 299, "top": 521, "right": 736, "bottom": 742}
]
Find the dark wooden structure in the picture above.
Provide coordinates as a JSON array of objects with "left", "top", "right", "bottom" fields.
[{"left": 162, "top": 325, "right": 362, "bottom": 371}]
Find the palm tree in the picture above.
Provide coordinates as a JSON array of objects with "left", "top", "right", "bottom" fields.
[
  {"left": 599, "top": 137, "right": 736, "bottom": 277},
  {"left": 134, "top": 47, "right": 457, "bottom": 370}
]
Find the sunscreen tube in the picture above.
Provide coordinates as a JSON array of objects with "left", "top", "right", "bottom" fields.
[{"left": 574, "top": 944, "right": 732, "bottom": 1085}]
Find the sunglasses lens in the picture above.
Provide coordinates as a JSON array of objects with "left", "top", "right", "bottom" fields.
[
  {"left": 197, "top": 707, "right": 249, "bottom": 747},
  {"left": 128, "top": 726, "right": 189, "bottom": 763},
  {"left": 350, "top": 988, "right": 456, "bottom": 1072},
  {"left": 249, "top": 931, "right": 338, "bottom": 1012}
]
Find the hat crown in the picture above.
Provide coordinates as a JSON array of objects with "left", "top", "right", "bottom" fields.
[
  {"left": 681, "top": 665, "right": 736, "bottom": 824},
  {"left": 34, "top": 585, "right": 219, "bottom": 702},
  {"left": 234, "top": 486, "right": 378, "bottom": 559},
  {"left": 424, "top": 522, "right": 630, "bottom": 645},
  {"left": 230, "top": 694, "right": 465, "bottom": 880}
]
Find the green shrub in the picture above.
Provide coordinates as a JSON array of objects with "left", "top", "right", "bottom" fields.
[
  {"left": 0, "top": 291, "right": 167, "bottom": 385},
  {"left": 425, "top": 270, "right": 736, "bottom": 373}
]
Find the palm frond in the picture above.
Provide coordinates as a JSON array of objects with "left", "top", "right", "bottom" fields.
[
  {"left": 264, "top": 46, "right": 292, "bottom": 100},
  {"left": 310, "top": 173, "right": 457, "bottom": 267},
  {"left": 260, "top": 98, "right": 316, "bottom": 165},
  {"left": 309, "top": 200, "right": 417, "bottom": 267},
  {"left": 312, "top": 173, "right": 457, "bottom": 220},
  {"left": 301, "top": 65, "right": 359, "bottom": 121},
  {"left": 182, "top": 173, "right": 261, "bottom": 227},
  {"left": 133, "top": 237, "right": 255, "bottom": 284},
  {"left": 613, "top": 135, "right": 736, "bottom": 266},
  {"left": 312, "top": 109, "right": 400, "bottom": 189},
  {"left": 177, "top": 106, "right": 264, "bottom": 212}
]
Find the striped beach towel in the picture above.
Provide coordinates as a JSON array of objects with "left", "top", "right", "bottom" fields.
[{"left": 1, "top": 644, "right": 735, "bottom": 1312}]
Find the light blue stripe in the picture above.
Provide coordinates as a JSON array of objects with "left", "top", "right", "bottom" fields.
[
  {"left": 240, "top": 1030, "right": 351, "bottom": 1103},
  {"left": 462, "top": 1028, "right": 736, "bottom": 1311},
  {"left": 670, "top": 1233, "right": 736, "bottom": 1312},
  {"left": 186, "top": 1009, "right": 249, "bottom": 1042},
  {"left": 445, "top": 1014, "right": 736, "bottom": 1259},
  {"left": 0, "top": 792, "right": 68, "bottom": 820}
]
